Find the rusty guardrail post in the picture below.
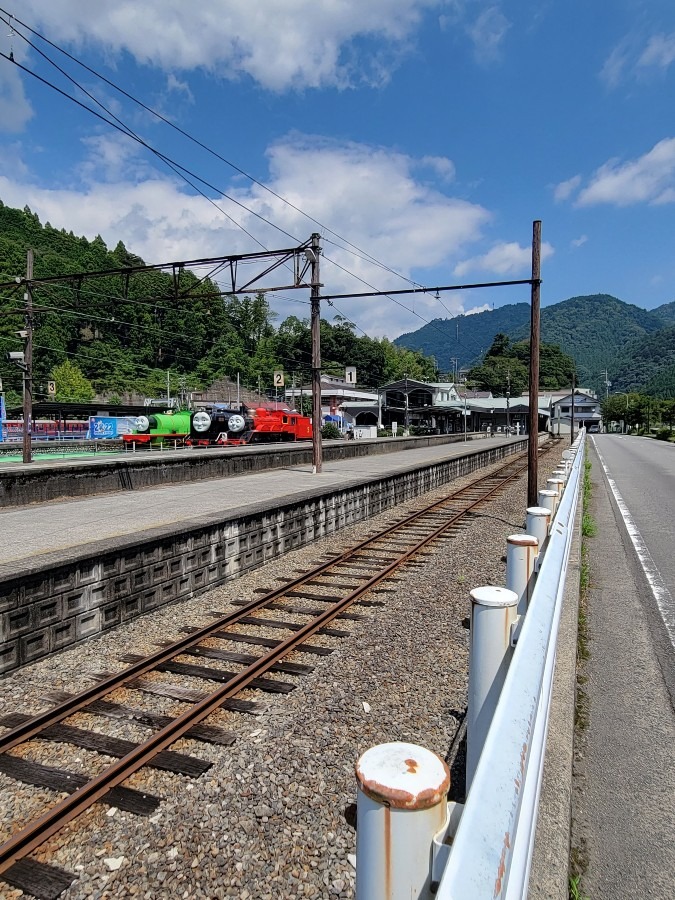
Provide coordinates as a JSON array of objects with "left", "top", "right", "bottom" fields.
[
  {"left": 466, "top": 586, "right": 519, "bottom": 790},
  {"left": 355, "top": 741, "right": 450, "bottom": 900},
  {"left": 547, "top": 476, "right": 565, "bottom": 501},
  {"left": 526, "top": 506, "right": 551, "bottom": 556},
  {"left": 538, "top": 487, "right": 557, "bottom": 518},
  {"left": 506, "top": 534, "right": 539, "bottom": 616}
]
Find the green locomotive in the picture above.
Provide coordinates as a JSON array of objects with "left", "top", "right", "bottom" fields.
[{"left": 122, "top": 410, "right": 192, "bottom": 447}]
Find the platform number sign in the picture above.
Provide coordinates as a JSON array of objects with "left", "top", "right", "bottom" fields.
[
  {"left": 47, "top": 381, "right": 57, "bottom": 396},
  {"left": 345, "top": 366, "right": 357, "bottom": 385},
  {"left": 273, "top": 370, "right": 284, "bottom": 388}
]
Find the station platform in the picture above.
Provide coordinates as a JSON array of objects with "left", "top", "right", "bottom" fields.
[
  {"left": 0, "top": 436, "right": 518, "bottom": 569},
  {"left": 0, "top": 435, "right": 525, "bottom": 674}
]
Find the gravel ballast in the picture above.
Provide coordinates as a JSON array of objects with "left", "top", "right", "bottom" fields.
[{"left": 0, "top": 455, "right": 539, "bottom": 900}]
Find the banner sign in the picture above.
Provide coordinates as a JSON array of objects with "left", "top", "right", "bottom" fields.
[
  {"left": 88, "top": 416, "right": 138, "bottom": 439},
  {"left": 89, "top": 416, "right": 117, "bottom": 439}
]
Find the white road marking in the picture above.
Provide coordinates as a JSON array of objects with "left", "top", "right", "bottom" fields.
[{"left": 594, "top": 440, "right": 675, "bottom": 653}]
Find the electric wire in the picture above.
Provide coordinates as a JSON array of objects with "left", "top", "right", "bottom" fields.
[
  {"left": 0, "top": 13, "right": 489, "bottom": 378},
  {"left": 0, "top": 7, "right": 445, "bottom": 297},
  {"left": 0, "top": 10, "right": 463, "bottom": 333}
]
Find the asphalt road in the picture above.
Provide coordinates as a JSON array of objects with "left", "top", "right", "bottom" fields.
[{"left": 572, "top": 436, "right": 675, "bottom": 898}]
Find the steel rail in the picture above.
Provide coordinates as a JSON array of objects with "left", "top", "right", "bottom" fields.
[
  {"left": 0, "top": 451, "right": 532, "bottom": 755},
  {"left": 0, "top": 449, "right": 541, "bottom": 875}
]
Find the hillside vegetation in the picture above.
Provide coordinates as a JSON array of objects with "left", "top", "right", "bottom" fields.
[
  {"left": 0, "top": 202, "right": 433, "bottom": 405},
  {"left": 396, "top": 291, "right": 675, "bottom": 397}
]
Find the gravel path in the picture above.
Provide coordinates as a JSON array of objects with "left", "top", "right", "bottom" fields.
[{"left": 0, "top": 456, "right": 534, "bottom": 900}]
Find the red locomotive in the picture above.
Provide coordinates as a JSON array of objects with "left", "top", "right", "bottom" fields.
[{"left": 188, "top": 404, "right": 312, "bottom": 447}]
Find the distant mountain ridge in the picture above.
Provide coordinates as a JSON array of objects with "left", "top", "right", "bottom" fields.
[{"left": 394, "top": 293, "right": 675, "bottom": 396}]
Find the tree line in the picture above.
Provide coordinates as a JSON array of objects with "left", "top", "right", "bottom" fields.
[
  {"left": 465, "top": 333, "right": 577, "bottom": 395},
  {"left": 0, "top": 202, "right": 434, "bottom": 405},
  {"left": 601, "top": 393, "right": 675, "bottom": 436}
]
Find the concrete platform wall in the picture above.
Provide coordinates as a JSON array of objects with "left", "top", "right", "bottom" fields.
[{"left": 0, "top": 440, "right": 524, "bottom": 674}]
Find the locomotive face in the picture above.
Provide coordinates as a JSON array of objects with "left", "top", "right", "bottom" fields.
[
  {"left": 135, "top": 415, "right": 150, "bottom": 433},
  {"left": 227, "top": 414, "right": 246, "bottom": 433},
  {"left": 192, "top": 411, "right": 212, "bottom": 433}
]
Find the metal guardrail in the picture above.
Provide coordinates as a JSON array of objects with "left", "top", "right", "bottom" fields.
[
  {"left": 354, "top": 434, "right": 586, "bottom": 899},
  {"left": 436, "top": 434, "right": 585, "bottom": 898}
]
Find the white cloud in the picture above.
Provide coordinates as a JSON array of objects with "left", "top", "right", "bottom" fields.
[
  {"left": 78, "top": 132, "right": 151, "bottom": 183},
  {"left": 466, "top": 6, "right": 511, "bottom": 63},
  {"left": 576, "top": 137, "right": 675, "bottom": 207},
  {"left": 570, "top": 235, "right": 587, "bottom": 248},
  {"left": 166, "top": 74, "right": 194, "bottom": 103},
  {"left": 0, "top": 134, "right": 492, "bottom": 337},
  {"left": 20, "top": 0, "right": 444, "bottom": 91},
  {"left": 465, "top": 302, "right": 492, "bottom": 316},
  {"left": 419, "top": 156, "right": 456, "bottom": 181},
  {"left": 602, "top": 31, "right": 675, "bottom": 87},
  {"left": 600, "top": 41, "right": 631, "bottom": 88},
  {"left": 638, "top": 32, "right": 675, "bottom": 72},
  {"left": 553, "top": 175, "right": 581, "bottom": 202},
  {"left": 0, "top": 52, "right": 33, "bottom": 132},
  {"left": 453, "top": 240, "right": 554, "bottom": 278}
]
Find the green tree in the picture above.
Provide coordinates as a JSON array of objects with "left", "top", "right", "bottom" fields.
[
  {"left": 662, "top": 398, "right": 675, "bottom": 432},
  {"left": 50, "top": 359, "right": 95, "bottom": 401}
]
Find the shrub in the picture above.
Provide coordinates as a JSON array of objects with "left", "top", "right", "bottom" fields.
[{"left": 321, "top": 422, "right": 342, "bottom": 440}]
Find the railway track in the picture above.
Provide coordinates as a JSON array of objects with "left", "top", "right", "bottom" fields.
[{"left": 0, "top": 447, "right": 542, "bottom": 899}]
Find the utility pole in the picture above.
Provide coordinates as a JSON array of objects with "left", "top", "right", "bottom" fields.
[
  {"left": 404, "top": 374, "right": 409, "bottom": 435},
  {"left": 527, "top": 221, "right": 541, "bottom": 508},
  {"left": 23, "top": 250, "right": 33, "bottom": 465},
  {"left": 506, "top": 369, "right": 511, "bottom": 435},
  {"left": 570, "top": 372, "right": 576, "bottom": 444},
  {"left": 450, "top": 357, "right": 458, "bottom": 384},
  {"left": 308, "top": 233, "right": 323, "bottom": 474}
]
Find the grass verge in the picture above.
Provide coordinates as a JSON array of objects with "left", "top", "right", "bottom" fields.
[{"left": 569, "top": 457, "right": 595, "bottom": 899}]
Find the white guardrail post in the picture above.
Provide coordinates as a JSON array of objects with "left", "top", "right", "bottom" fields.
[
  {"left": 506, "top": 534, "right": 539, "bottom": 616},
  {"left": 526, "top": 507, "right": 551, "bottom": 555},
  {"left": 353, "top": 434, "right": 586, "bottom": 898},
  {"left": 466, "top": 586, "right": 519, "bottom": 791}
]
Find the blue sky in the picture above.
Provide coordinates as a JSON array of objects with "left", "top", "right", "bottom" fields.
[{"left": 1, "top": 0, "right": 674, "bottom": 340}]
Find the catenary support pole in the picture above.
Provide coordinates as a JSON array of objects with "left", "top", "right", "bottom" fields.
[
  {"left": 527, "top": 220, "right": 541, "bottom": 507},
  {"left": 570, "top": 372, "right": 576, "bottom": 445},
  {"left": 23, "top": 249, "right": 33, "bottom": 465},
  {"left": 309, "top": 233, "right": 322, "bottom": 474}
]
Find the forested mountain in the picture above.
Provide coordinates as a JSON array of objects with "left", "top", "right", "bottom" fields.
[
  {"left": 395, "top": 302, "right": 531, "bottom": 373},
  {"left": 465, "top": 333, "right": 576, "bottom": 396},
  {"left": 0, "top": 202, "right": 433, "bottom": 405},
  {"left": 652, "top": 301, "right": 675, "bottom": 327},
  {"left": 396, "top": 292, "right": 675, "bottom": 396},
  {"left": 608, "top": 325, "right": 675, "bottom": 397},
  {"left": 527, "top": 293, "right": 664, "bottom": 379}
]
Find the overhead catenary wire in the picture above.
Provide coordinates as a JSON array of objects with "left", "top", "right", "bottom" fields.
[
  {"left": 0, "top": 9, "right": 467, "bottom": 335},
  {"left": 0, "top": 7, "right": 445, "bottom": 298},
  {"left": 0, "top": 10, "right": 520, "bottom": 376}
]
